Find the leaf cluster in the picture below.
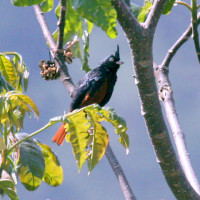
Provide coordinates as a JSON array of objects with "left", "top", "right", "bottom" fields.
[
  {"left": 0, "top": 53, "right": 37, "bottom": 131},
  {"left": 53, "top": 104, "right": 129, "bottom": 174},
  {"left": 16, "top": 133, "right": 63, "bottom": 191},
  {"left": 0, "top": 52, "right": 63, "bottom": 200},
  {"left": 12, "top": 0, "right": 118, "bottom": 72}
]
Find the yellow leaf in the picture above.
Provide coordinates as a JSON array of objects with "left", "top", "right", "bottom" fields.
[
  {"left": 65, "top": 110, "right": 91, "bottom": 171},
  {"left": 37, "top": 143, "right": 63, "bottom": 186},
  {"left": 0, "top": 137, "right": 6, "bottom": 151}
]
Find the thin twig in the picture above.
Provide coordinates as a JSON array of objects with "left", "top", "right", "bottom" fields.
[
  {"left": 191, "top": 1, "right": 200, "bottom": 63},
  {"left": 176, "top": 1, "right": 192, "bottom": 11},
  {"left": 33, "top": 4, "right": 135, "bottom": 200},
  {"left": 56, "top": 0, "right": 67, "bottom": 50},
  {"left": 105, "top": 144, "right": 136, "bottom": 200},
  {"left": 161, "top": 25, "right": 192, "bottom": 67},
  {"left": 161, "top": 13, "right": 200, "bottom": 68},
  {"left": 33, "top": 5, "right": 76, "bottom": 97}
]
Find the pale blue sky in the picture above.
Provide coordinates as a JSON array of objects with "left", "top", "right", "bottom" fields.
[{"left": 1, "top": 1, "right": 200, "bottom": 200}]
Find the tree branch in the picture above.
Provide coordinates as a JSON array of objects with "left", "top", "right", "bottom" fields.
[
  {"left": 33, "top": 5, "right": 76, "bottom": 97},
  {"left": 155, "top": 63, "right": 200, "bottom": 195},
  {"left": 111, "top": 0, "right": 143, "bottom": 47},
  {"left": 56, "top": 0, "right": 67, "bottom": 50},
  {"left": 105, "top": 144, "right": 136, "bottom": 200},
  {"left": 161, "top": 25, "right": 192, "bottom": 67},
  {"left": 132, "top": 49, "right": 200, "bottom": 200},
  {"left": 33, "top": 4, "right": 135, "bottom": 200},
  {"left": 113, "top": 0, "right": 200, "bottom": 198},
  {"left": 144, "top": 0, "right": 167, "bottom": 32},
  {"left": 155, "top": 13, "right": 200, "bottom": 193},
  {"left": 161, "top": 13, "right": 200, "bottom": 68}
]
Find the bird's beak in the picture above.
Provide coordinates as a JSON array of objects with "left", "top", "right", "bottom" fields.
[{"left": 116, "top": 60, "right": 124, "bottom": 65}]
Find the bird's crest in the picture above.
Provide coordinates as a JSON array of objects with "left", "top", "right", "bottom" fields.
[
  {"left": 99, "top": 45, "right": 121, "bottom": 67},
  {"left": 115, "top": 45, "right": 120, "bottom": 60}
]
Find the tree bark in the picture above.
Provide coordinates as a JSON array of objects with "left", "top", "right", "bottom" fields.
[{"left": 112, "top": 0, "right": 200, "bottom": 199}]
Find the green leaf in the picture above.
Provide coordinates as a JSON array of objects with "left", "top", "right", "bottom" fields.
[
  {"left": 0, "top": 55, "right": 19, "bottom": 90},
  {"left": 11, "top": 0, "right": 46, "bottom": 7},
  {"left": 37, "top": 142, "right": 63, "bottom": 186},
  {"left": 41, "top": 0, "right": 54, "bottom": 12},
  {"left": 16, "top": 133, "right": 45, "bottom": 191},
  {"left": 137, "top": 0, "right": 153, "bottom": 23},
  {"left": 100, "top": 107, "right": 129, "bottom": 154},
  {"left": 0, "top": 52, "right": 29, "bottom": 92},
  {"left": 81, "top": 20, "right": 92, "bottom": 72},
  {"left": 7, "top": 109, "right": 24, "bottom": 130},
  {"left": 72, "top": 0, "right": 117, "bottom": 39},
  {"left": 0, "top": 95, "right": 7, "bottom": 124},
  {"left": 0, "top": 179, "right": 18, "bottom": 200},
  {"left": 162, "top": 0, "right": 175, "bottom": 15},
  {"left": 54, "top": 2, "right": 83, "bottom": 44},
  {"left": 65, "top": 109, "right": 91, "bottom": 171},
  {"left": 12, "top": 52, "right": 29, "bottom": 92},
  {"left": 0, "top": 71, "right": 9, "bottom": 93},
  {"left": 54, "top": 3, "right": 83, "bottom": 61},
  {"left": 0, "top": 137, "right": 6, "bottom": 151},
  {"left": 85, "top": 107, "right": 109, "bottom": 173},
  {"left": 130, "top": 2, "right": 142, "bottom": 19},
  {"left": 0, "top": 91, "right": 39, "bottom": 129},
  {"left": 7, "top": 91, "right": 39, "bottom": 118},
  {"left": 71, "top": 39, "right": 82, "bottom": 60},
  {"left": 54, "top": 2, "right": 93, "bottom": 71},
  {"left": 61, "top": 104, "right": 128, "bottom": 173}
]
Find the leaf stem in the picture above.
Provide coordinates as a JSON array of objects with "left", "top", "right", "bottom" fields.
[
  {"left": 7, "top": 122, "right": 53, "bottom": 154},
  {"left": 176, "top": 1, "right": 192, "bottom": 11}
]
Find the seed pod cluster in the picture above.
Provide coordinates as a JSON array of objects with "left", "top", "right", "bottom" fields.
[
  {"left": 63, "top": 41, "right": 74, "bottom": 64},
  {"left": 39, "top": 38, "right": 78, "bottom": 80},
  {"left": 39, "top": 60, "right": 61, "bottom": 80}
]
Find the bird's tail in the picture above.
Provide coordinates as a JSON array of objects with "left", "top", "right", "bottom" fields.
[{"left": 52, "top": 123, "right": 67, "bottom": 145}]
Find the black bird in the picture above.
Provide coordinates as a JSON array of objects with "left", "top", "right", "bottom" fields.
[{"left": 52, "top": 46, "right": 123, "bottom": 145}]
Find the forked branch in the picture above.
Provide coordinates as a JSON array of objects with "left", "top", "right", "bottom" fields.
[
  {"left": 161, "top": 12, "right": 200, "bottom": 68},
  {"left": 113, "top": 0, "right": 200, "bottom": 199},
  {"left": 156, "top": 13, "right": 200, "bottom": 195},
  {"left": 33, "top": 4, "right": 135, "bottom": 200},
  {"left": 33, "top": 5, "right": 76, "bottom": 97}
]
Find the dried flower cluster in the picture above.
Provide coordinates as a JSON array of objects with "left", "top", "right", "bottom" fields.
[
  {"left": 39, "top": 38, "right": 78, "bottom": 80},
  {"left": 39, "top": 60, "right": 60, "bottom": 80}
]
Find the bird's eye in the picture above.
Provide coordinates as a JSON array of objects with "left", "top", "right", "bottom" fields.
[{"left": 109, "top": 57, "right": 114, "bottom": 62}]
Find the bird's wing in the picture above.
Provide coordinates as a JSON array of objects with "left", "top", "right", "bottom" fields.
[
  {"left": 80, "top": 76, "right": 108, "bottom": 107},
  {"left": 70, "top": 68, "right": 108, "bottom": 110}
]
